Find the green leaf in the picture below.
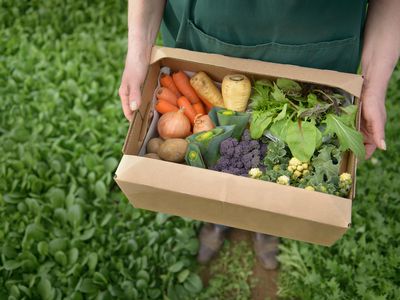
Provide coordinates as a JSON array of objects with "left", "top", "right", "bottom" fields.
[
  {"left": 274, "top": 103, "right": 288, "bottom": 123},
  {"left": 93, "top": 272, "right": 108, "bottom": 285},
  {"left": 323, "top": 113, "right": 365, "bottom": 159},
  {"left": 104, "top": 157, "right": 118, "bottom": 172},
  {"left": 78, "top": 278, "right": 97, "bottom": 294},
  {"left": 87, "top": 252, "right": 98, "bottom": 271},
  {"left": 277, "top": 78, "right": 302, "bottom": 96},
  {"left": 94, "top": 180, "right": 107, "bottom": 199},
  {"left": 48, "top": 238, "right": 67, "bottom": 255},
  {"left": 270, "top": 118, "right": 290, "bottom": 141},
  {"left": 54, "top": 251, "right": 67, "bottom": 266},
  {"left": 183, "top": 273, "right": 203, "bottom": 294},
  {"left": 46, "top": 187, "right": 66, "bottom": 208},
  {"left": 68, "top": 248, "right": 79, "bottom": 265},
  {"left": 37, "top": 241, "right": 48, "bottom": 256},
  {"left": 312, "top": 145, "right": 341, "bottom": 184},
  {"left": 37, "top": 278, "right": 54, "bottom": 300},
  {"left": 168, "top": 261, "right": 184, "bottom": 273},
  {"left": 339, "top": 104, "right": 358, "bottom": 127},
  {"left": 286, "top": 121, "right": 318, "bottom": 161},
  {"left": 271, "top": 83, "right": 287, "bottom": 102},
  {"left": 155, "top": 213, "right": 171, "bottom": 225},
  {"left": 3, "top": 260, "right": 22, "bottom": 271},
  {"left": 178, "top": 269, "right": 190, "bottom": 283},
  {"left": 67, "top": 204, "right": 83, "bottom": 228},
  {"left": 80, "top": 228, "right": 95, "bottom": 241},
  {"left": 250, "top": 111, "right": 273, "bottom": 139},
  {"left": 100, "top": 213, "right": 113, "bottom": 227}
]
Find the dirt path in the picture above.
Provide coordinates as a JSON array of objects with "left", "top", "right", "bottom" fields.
[{"left": 200, "top": 228, "right": 279, "bottom": 300}]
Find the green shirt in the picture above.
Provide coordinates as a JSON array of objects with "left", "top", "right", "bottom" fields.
[{"left": 161, "top": 0, "right": 368, "bottom": 73}]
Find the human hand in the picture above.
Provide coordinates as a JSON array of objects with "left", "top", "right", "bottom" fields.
[
  {"left": 360, "top": 75, "right": 387, "bottom": 159},
  {"left": 119, "top": 50, "right": 150, "bottom": 121}
]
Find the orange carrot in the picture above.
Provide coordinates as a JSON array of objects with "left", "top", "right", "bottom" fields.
[
  {"left": 160, "top": 74, "right": 181, "bottom": 97},
  {"left": 155, "top": 99, "right": 179, "bottom": 114},
  {"left": 172, "top": 71, "right": 201, "bottom": 104},
  {"left": 177, "top": 96, "right": 197, "bottom": 124},
  {"left": 156, "top": 87, "right": 178, "bottom": 106},
  {"left": 193, "top": 102, "right": 206, "bottom": 116}
]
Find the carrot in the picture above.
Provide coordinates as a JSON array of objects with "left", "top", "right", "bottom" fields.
[
  {"left": 156, "top": 87, "right": 178, "bottom": 106},
  {"left": 155, "top": 99, "right": 179, "bottom": 114},
  {"left": 172, "top": 71, "right": 201, "bottom": 104},
  {"left": 160, "top": 74, "right": 181, "bottom": 98},
  {"left": 177, "top": 96, "right": 197, "bottom": 124},
  {"left": 193, "top": 102, "right": 206, "bottom": 116}
]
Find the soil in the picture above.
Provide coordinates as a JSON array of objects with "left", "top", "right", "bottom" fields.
[{"left": 199, "top": 228, "right": 279, "bottom": 300}]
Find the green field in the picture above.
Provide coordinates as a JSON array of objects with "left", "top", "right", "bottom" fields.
[{"left": 1, "top": 1, "right": 399, "bottom": 299}]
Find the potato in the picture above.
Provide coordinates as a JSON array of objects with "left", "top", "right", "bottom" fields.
[
  {"left": 158, "top": 139, "right": 188, "bottom": 162},
  {"left": 146, "top": 138, "right": 164, "bottom": 154},
  {"left": 143, "top": 153, "right": 160, "bottom": 160}
]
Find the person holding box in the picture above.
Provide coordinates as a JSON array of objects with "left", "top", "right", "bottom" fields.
[{"left": 119, "top": 0, "right": 400, "bottom": 270}]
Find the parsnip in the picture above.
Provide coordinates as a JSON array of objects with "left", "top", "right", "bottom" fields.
[
  {"left": 190, "top": 71, "right": 225, "bottom": 108},
  {"left": 222, "top": 74, "right": 251, "bottom": 112}
]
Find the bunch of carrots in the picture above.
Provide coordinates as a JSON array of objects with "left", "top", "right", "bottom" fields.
[{"left": 156, "top": 71, "right": 213, "bottom": 125}]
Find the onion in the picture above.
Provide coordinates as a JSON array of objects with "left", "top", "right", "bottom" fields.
[
  {"left": 157, "top": 109, "right": 191, "bottom": 139},
  {"left": 193, "top": 114, "right": 215, "bottom": 134}
]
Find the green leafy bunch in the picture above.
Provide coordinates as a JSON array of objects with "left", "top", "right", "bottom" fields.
[{"left": 249, "top": 78, "right": 365, "bottom": 161}]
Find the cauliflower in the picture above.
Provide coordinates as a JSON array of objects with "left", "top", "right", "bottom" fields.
[
  {"left": 287, "top": 157, "right": 310, "bottom": 180},
  {"left": 339, "top": 172, "right": 352, "bottom": 184},
  {"left": 276, "top": 175, "right": 290, "bottom": 186},
  {"left": 338, "top": 172, "right": 352, "bottom": 196},
  {"left": 249, "top": 168, "right": 263, "bottom": 179}
]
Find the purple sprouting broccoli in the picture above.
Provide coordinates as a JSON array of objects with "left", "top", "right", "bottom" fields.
[
  {"left": 220, "top": 138, "right": 238, "bottom": 157},
  {"left": 213, "top": 129, "right": 264, "bottom": 176},
  {"left": 241, "top": 129, "right": 252, "bottom": 142}
]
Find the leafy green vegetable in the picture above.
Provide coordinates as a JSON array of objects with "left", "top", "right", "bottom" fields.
[
  {"left": 250, "top": 111, "right": 273, "bottom": 139},
  {"left": 323, "top": 113, "right": 365, "bottom": 159},
  {"left": 286, "top": 121, "right": 319, "bottom": 162}
]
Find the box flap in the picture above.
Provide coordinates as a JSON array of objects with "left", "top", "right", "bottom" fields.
[{"left": 150, "top": 46, "right": 363, "bottom": 98}]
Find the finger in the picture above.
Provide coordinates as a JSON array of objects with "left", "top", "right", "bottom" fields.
[
  {"left": 364, "top": 142, "right": 377, "bottom": 160},
  {"left": 369, "top": 113, "right": 386, "bottom": 151},
  {"left": 128, "top": 83, "right": 142, "bottom": 111},
  {"left": 119, "top": 85, "right": 134, "bottom": 121}
]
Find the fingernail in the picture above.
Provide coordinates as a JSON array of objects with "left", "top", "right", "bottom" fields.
[
  {"left": 380, "top": 139, "right": 386, "bottom": 151},
  {"left": 130, "top": 101, "right": 138, "bottom": 111}
]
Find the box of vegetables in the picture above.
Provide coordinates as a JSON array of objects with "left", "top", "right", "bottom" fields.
[{"left": 115, "top": 46, "right": 364, "bottom": 246}]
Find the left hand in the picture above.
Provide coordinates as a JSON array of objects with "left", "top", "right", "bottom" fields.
[{"left": 360, "top": 74, "right": 387, "bottom": 159}]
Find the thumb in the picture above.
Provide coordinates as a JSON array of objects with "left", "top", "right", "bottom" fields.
[
  {"left": 361, "top": 92, "right": 387, "bottom": 151},
  {"left": 128, "top": 83, "right": 142, "bottom": 112}
]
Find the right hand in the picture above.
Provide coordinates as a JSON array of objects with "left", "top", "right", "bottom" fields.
[{"left": 119, "top": 51, "right": 149, "bottom": 121}]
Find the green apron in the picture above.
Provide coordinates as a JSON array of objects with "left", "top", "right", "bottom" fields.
[{"left": 161, "top": 0, "right": 367, "bottom": 73}]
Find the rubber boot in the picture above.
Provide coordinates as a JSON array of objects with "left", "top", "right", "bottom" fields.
[
  {"left": 252, "top": 233, "right": 279, "bottom": 270},
  {"left": 197, "top": 223, "right": 228, "bottom": 264}
]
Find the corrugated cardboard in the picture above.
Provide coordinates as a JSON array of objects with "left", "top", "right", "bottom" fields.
[{"left": 115, "top": 46, "right": 363, "bottom": 246}]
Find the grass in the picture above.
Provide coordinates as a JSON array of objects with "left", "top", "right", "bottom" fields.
[{"left": 197, "top": 241, "right": 257, "bottom": 300}]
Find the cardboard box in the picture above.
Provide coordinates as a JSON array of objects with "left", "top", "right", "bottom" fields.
[{"left": 115, "top": 46, "right": 363, "bottom": 246}]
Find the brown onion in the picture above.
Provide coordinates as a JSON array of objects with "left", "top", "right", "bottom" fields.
[
  {"left": 157, "top": 109, "right": 191, "bottom": 139},
  {"left": 193, "top": 114, "right": 215, "bottom": 134}
]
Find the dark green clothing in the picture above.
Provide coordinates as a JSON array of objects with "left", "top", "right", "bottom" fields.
[{"left": 160, "top": 0, "right": 367, "bottom": 73}]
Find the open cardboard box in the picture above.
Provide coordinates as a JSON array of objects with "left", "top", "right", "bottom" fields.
[{"left": 115, "top": 46, "right": 363, "bottom": 246}]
